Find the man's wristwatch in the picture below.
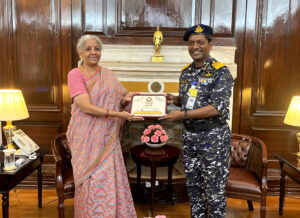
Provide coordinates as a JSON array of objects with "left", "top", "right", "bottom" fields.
[{"left": 184, "top": 110, "right": 189, "bottom": 120}]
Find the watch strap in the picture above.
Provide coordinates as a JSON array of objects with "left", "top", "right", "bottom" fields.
[{"left": 184, "top": 110, "right": 189, "bottom": 120}]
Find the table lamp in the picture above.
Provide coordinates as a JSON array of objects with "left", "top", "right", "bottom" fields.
[
  {"left": 0, "top": 89, "right": 29, "bottom": 149},
  {"left": 284, "top": 96, "right": 300, "bottom": 160}
]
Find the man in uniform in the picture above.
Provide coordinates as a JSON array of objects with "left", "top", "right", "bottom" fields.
[{"left": 159, "top": 24, "right": 234, "bottom": 217}]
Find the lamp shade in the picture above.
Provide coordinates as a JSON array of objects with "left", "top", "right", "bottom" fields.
[
  {"left": 284, "top": 96, "right": 300, "bottom": 127},
  {"left": 0, "top": 89, "right": 29, "bottom": 121}
]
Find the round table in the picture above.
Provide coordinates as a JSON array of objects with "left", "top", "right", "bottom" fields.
[{"left": 130, "top": 144, "right": 180, "bottom": 216}]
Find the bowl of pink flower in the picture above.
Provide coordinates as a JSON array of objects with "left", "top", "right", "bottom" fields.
[{"left": 141, "top": 124, "right": 169, "bottom": 148}]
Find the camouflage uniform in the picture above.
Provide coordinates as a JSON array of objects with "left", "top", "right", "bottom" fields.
[{"left": 179, "top": 56, "right": 234, "bottom": 218}]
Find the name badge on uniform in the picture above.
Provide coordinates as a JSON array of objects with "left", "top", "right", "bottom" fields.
[
  {"left": 200, "top": 78, "right": 212, "bottom": 85},
  {"left": 188, "top": 88, "right": 197, "bottom": 97}
]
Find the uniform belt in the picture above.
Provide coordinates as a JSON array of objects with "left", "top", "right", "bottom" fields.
[{"left": 184, "top": 121, "right": 223, "bottom": 132}]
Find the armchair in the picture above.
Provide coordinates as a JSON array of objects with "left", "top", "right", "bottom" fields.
[
  {"left": 226, "top": 133, "right": 268, "bottom": 218},
  {"left": 51, "top": 132, "right": 74, "bottom": 218}
]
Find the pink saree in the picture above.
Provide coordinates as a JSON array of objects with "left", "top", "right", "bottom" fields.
[{"left": 66, "top": 67, "right": 137, "bottom": 218}]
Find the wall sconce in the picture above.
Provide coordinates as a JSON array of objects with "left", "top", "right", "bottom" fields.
[
  {"left": 0, "top": 89, "right": 29, "bottom": 149},
  {"left": 284, "top": 96, "right": 300, "bottom": 162}
]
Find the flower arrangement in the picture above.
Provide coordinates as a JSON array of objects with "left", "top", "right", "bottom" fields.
[{"left": 141, "top": 124, "right": 168, "bottom": 144}]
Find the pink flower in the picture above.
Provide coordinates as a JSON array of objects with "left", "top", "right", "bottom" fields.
[
  {"left": 160, "top": 135, "right": 167, "bottom": 142},
  {"left": 154, "top": 130, "right": 162, "bottom": 136},
  {"left": 151, "top": 135, "right": 159, "bottom": 143},
  {"left": 143, "top": 129, "right": 151, "bottom": 135},
  {"left": 144, "top": 136, "right": 150, "bottom": 142},
  {"left": 155, "top": 216, "right": 166, "bottom": 218},
  {"left": 141, "top": 125, "right": 169, "bottom": 144},
  {"left": 141, "top": 135, "right": 150, "bottom": 143}
]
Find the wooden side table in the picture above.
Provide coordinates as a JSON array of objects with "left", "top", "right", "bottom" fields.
[
  {"left": 274, "top": 153, "right": 300, "bottom": 215},
  {"left": 130, "top": 144, "right": 180, "bottom": 217},
  {"left": 0, "top": 150, "right": 45, "bottom": 218}
]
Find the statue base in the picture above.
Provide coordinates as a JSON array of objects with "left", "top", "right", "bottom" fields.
[{"left": 152, "top": 55, "right": 163, "bottom": 62}]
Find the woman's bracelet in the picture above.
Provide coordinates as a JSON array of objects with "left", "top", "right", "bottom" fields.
[{"left": 105, "top": 109, "right": 109, "bottom": 118}]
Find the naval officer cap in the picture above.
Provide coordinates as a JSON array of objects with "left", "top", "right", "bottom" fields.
[{"left": 183, "top": 24, "right": 213, "bottom": 41}]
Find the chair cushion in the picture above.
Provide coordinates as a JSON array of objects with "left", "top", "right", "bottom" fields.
[
  {"left": 63, "top": 167, "right": 75, "bottom": 193},
  {"left": 230, "top": 138, "right": 251, "bottom": 167},
  {"left": 226, "top": 167, "right": 261, "bottom": 195}
]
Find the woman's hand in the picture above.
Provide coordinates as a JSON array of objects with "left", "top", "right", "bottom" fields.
[
  {"left": 118, "top": 111, "right": 144, "bottom": 121},
  {"left": 121, "top": 92, "right": 137, "bottom": 108}
]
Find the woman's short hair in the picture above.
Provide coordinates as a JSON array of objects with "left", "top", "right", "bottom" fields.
[{"left": 76, "top": 35, "right": 102, "bottom": 53}]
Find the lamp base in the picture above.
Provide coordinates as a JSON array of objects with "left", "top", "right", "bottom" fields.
[
  {"left": 3, "top": 121, "right": 16, "bottom": 149},
  {"left": 296, "top": 132, "right": 300, "bottom": 168},
  {"left": 4, "top": 165, "right": 17, "bottom": 171}
]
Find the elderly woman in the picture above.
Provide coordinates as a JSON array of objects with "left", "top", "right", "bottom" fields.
[{"left": 66, "top": 34, "right": 142, "bottom": 217}]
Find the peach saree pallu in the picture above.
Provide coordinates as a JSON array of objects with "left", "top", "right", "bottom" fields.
[{"left": 66, "top": 67, "right": 137, "bottom": 218}]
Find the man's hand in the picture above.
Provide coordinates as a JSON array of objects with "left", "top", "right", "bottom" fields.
[
  {"left": 165, "top": 93, "right": 181, "bottom": 106},
  {"left": 158, "top": 110, "right": 184, "bottom": 122}
]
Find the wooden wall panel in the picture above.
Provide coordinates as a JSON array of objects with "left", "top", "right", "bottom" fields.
[
  {"left": 83, "top": 0, "right": 105, "bottom": 33},
  {"left": 119, "top": 0, "right": 193, "bottom": 28},
  {"left": 211, "top": 0, "right": 234, "bottom": 35},
  {"left": 116, "top": 0, "right": 235, "bottom": 37},
  {"left": 241, "top": 0, "right": 300, "bottom": 152},
  {"left": 13, "top": 0, "right": 61, "bottom": 109},
  {"left": 253, "top": 0, "right": 300, "bottom": 114},
  {"left": 240, "top": 0, "right": 300, "bottom": 194},
  {"left": 16, "top": 123, "right": 62, "bottom": 149},
  {"left": 0, "top": 0, "right": 14, "bottom": 88},
  {"left": 0, "top": 0, "right": 67, "bottom": 166},
  {"left": 250, "top": 126, "right": 298, "bottom": 165}
]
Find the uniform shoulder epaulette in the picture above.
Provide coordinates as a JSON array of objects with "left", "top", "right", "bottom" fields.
[
  {"left": 212, "top": 61, "right": 226, "bottom": 69},
  {"left": 181, "top": 63, "right": 191, "bottom": 71}
]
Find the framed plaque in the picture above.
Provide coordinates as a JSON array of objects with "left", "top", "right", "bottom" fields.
[{"left": 130, "top": 94, "right": 167, "bottom": 118}]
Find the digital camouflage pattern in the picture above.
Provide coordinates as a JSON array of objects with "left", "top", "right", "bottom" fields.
[{"left": 180, "top": 56, "right": 234, "bottom": 218}]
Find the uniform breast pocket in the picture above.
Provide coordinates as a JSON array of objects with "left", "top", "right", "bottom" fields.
[{"left": 198, "top": 84, "right": 211, "bottom": 97}]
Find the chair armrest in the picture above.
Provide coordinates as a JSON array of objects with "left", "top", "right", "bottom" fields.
[
  {"left": 247, "top": 136, "right": 268, "bottom": 191},
  {"left": 55, "top": 159, "right": 64, "bottom": 196}
]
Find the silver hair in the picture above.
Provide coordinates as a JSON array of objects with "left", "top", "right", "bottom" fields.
[{"left": 76, "top": 35, "right": 102, "bottom": 66}]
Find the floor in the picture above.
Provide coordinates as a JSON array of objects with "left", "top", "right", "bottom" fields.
[{"left": 1, "top": 189, "right": 300, "bottom": 217}]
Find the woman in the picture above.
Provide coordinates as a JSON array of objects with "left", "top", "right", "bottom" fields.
[{"left": 66, "top": 34, "right": 142, "bottom": 217}]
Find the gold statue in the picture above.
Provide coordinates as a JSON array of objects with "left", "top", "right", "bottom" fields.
[{"left": 152, "top": 26, "right": 163, "bottom": 62}]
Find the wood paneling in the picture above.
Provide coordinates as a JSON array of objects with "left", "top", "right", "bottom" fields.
[
  {"left": 116, "top": 0, "right": 235, "bottom": 37},
  {"left": 239, "top": 0, "right": 300, "bottom": 194},
  {"left": 240, "top": 0, "right": 300, "bottom": 152},
  {"left": 0, "top": 0, "right": 69, "bottom": 165},
  {"left": 13, "top": 0, "right": 61, "bottom": 108},
  {"left": 250, "top": 126, "right": 298, "bottom": 162},
  {"left": 253, "top": 0, "right": 300, "bottom": 114},
  {"left": 0, "top": 0, "right": 14, "bottom": 88},
  {"left": 83, "top": 0, "right": 105, "bottom": 33}
]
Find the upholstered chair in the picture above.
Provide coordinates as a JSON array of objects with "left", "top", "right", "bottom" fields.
[
  {"left": 227, "top": 133, "right": 268, "bottom": 218},
  {"left": 51, "top": 132, "right": 74, "bottom": 218}
]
